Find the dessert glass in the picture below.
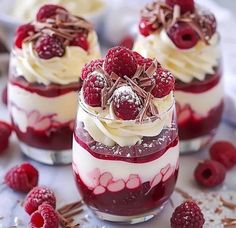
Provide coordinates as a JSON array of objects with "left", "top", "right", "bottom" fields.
[
  {"left": 73, "top": 94, "right": 179, "bottom": 224},
  {"left": 134, "top": 1, "right": 224, "bottom": 153},
  {"left": 73, "top": 44, "right": 179, "bottom": 223},
  {"left": 8, "top": 5, "right": 100, "bottom": 165}
]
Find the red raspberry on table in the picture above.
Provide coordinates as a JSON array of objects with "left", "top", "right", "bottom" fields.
[
  {"left": 70, "top": 32, "right": 89, "bottom": 51},
  {"left": 36, "top": 4, "right": 68, "bottom": 22},
  {"left": 210, "top": 141, "right": 236, "bottom": 169},
  {"left": 171, "top": 200, "right": 205, "bottom": 228},
  {"left": 4, "top": 163, "right": 38, "bottom": 192},
  {"left": 81, "top": 59, "right": 104, "bottom": 80},
  {"left": 133, "top": 52, "right": 154, "bottom": 70},
  {"left": 166, "top": 0, "right": 195, "bottom": 14},
  {"left": 29, "top": 204, "right": 59, "bottom": 228},
  {"left": 104, "top": 46, "right": 137, "bottom": 78},
  {"left": 152, "top": 67, "right": 175, "bottom": 98},
  {"left": 83, "top": 72, "right": 107, "bottom": 107},
  {"left": 0, "top": 121, "right": 12, "bottom": 153},
  {"left": 112, "top": 86, "right": 142, "bottom": 120},
  {"left": 139, "top": 18, "right": 158, "bottom": 37},
  {"left": 35, "top": 35, "right": 65, "bottom": 60},
  {"left": 14, "top": 23, "right": 35, "bottom": 49},
  {"left": 194, "top": 160, "right": 226, "bottom": 188},
  {"left": 167, "top": 22, "right": 199, "bottom": 49},
  {"left": 24, "top": 186, "right": 56, "bottom": 215}
]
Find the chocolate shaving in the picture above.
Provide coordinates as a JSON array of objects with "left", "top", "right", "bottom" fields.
[
  {"left": 220, "top": 197, "right": 236, "bottom": 210},
  {"left": 141, "top": 0, "right": 215, "bottom": 44},
  {"left": 57, "top": 200, "right": 83, "bottom": 228},
  {"left": 138, "top": 92, "right": 152, "bottom": 122},
  {"left": 175, "top": 187, "right": 193, "bottom": 199},
  {"left": 24, "top": 9, "right": 92, "bottom": 48}
]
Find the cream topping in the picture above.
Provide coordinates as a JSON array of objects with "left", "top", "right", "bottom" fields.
[
  {"left": 134, "top": 30, "right": 221, "bottom": 83},
  {"left": 14, "top": 31, "right": 100, "bottom": 85},
  {"left": 11, "top": 0, "right": 105, "bottom": 21},
  {"left": 78, "top": 91, "right": 175, "bottom": 147}
]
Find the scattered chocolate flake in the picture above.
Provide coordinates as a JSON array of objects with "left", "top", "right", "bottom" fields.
[
  {"left": 214, "top": 207, "right": 223, "bottom": 215},
  {"left": 175, "top": 187, "right": 193, "bottom": 200},
  {"left": 141, "top": 0, "right": 215, "bottom": 44},
  {"left": 220, "top": 197, "right": 236, "bottom": 210},
  {"left": 57, "top": 200, "right": 83, "bottom": 228}
]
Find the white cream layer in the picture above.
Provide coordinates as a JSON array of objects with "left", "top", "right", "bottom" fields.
[
  {"left": 175, "top": 79, "right": 224, "bottom": 116},
  {"left": 14, "top": 31, "right": 100, "bottom": 85},
  {"left": 78, "top": 92, "right": 175, "bottom": 147},
  {"left": 8, "top": 83, "right": 77, "bottom": 132},
  {"left": 134, "top": 30, "right": 220, "bottom": 83},
  {"left": 73, "top": 138, "right": 179, "bottom": 189}
]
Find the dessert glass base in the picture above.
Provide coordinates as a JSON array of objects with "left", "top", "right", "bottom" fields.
[
  {"left": 180, "top": 133, "right": 214, "bottom": 154},
  {"left": 91, "top": 202, "right": 166, "bottom": 224},
  {"left": 20, "top": 141, "right": 72, "bottom": 165}
]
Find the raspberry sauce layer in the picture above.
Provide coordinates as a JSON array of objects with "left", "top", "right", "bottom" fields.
[
  {"left": 177, "top": 101, "right": 223, "bottom": 140},
  {"left": 74, "top": 122, "right": 179, "bottom": 163},
  {"left": 73, "top": 168, "right": 178, "bottom": 216},
  {"left": 13, "top": 122, "right": 73, "bottom": 150},
  {"left": 175, "top": 66, "right": 222, "bottom": 93},
  {"left": 10, "top": 76, "right": 81, "bottom": 97}
]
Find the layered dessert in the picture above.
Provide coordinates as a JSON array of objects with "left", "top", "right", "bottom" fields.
[
  {"left": 134, "top": 0, "right": 224, "bottom": 152},
  {"left": 73, "top": 46, "right": 179, "bottom": 223},
  {"left": 8, "top": 4, "right": 100, "bottom": 164}
]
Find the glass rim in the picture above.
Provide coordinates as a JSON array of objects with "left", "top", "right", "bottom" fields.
[{"left": 78, "top": 91, "right": 175, "bottom": 123}]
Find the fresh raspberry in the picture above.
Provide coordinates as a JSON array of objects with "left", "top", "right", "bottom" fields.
[
  {"left": 83, "top": 72, "right": 107, "bottom": 107},
  {"left": 0, "top": 121, "right": 12, "bottom": 153},
  {"left": 104, "top": 46, "right": 137, "bottom": 78},
  {"left": 119, "top": 35, "right": 134, "bottom": 50},
  {"left": 152, "top": 67, "right": 175, "bottom": 98},
  {"left": 81, "top": 59, "right": 104, "bottom": 80},
  {"left": 35, "top": 35, "right": 65, "bottom": 60},
  {"left": 170, "top": 200, "right": 205, "bottom": 228},
  {"left": 133, "top": 52, "right": 153, "bottom": 70},
  {"left": 70, "top": 32, "right": 89, "bottom": 51},
  {"left": 112, "top": 86, "right": 142, "bottom": 120},
  {"left": 36, "top": 4, "right": 68, "bottom": 22},
  {"left": 199, "top": 11, "right": 217, "bottom": 38},
  {"left": 14, "top": 23, "right": 35, "bottom": 48},
  {"left": 29, "top": 204, "right": 59, "bottom": 228},
  {"left": 167, "top": 22, "right": 199, "bottom": 49},
  {"left": 2, "top": 85, "right": 8, "bottom": 106},
  {"left": 4, "top": 163, "right": 38, "bottom": 192},
  {"left": 139, "top": 18, "right": 158, "bottom": 37},
  {"left": 24, "top": 186, "right": 56, "bottom": 215},
  {"left": 210, "top": 141, "right": 236, "bottom": 169},
  {"left": 166, "top": 0, "right": 195, "bottom": 14},
  {"left": 194, "top": 160, "right": 226, "bottom": 188}
]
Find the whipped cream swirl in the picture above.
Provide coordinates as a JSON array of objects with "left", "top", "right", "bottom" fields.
[
  {"left": 14, "top": 31, "right": 100, "bottom": 85},
  {"left": 78, "top": 91, "right": 175, "bottom": 147},
  {"left": 134, "top": 30, "right": 221, "bottom": 83}
]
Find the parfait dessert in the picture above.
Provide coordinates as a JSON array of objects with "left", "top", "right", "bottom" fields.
[
  {"left": 134, "top": 0, "right": 224, "bottom": 153},
  {"left": 8, "top": 5, "right": 100, "bottom": 164},
  {"left": 73, "top": 46, "right": 179, "bottom": 223}
]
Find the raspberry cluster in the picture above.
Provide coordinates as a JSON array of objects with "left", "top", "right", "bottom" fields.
[
  {"left": 14, "top": 4, "right": 92, "bottom": 59},
  {"left": 139, "top": 0, "right": 217, "bottom": 49},
  {"left": 81, "top": 46, "right": 175, "bottom": 121},
  {"left": 194, "top": 141, "right": 236, "bottom": 188}
]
